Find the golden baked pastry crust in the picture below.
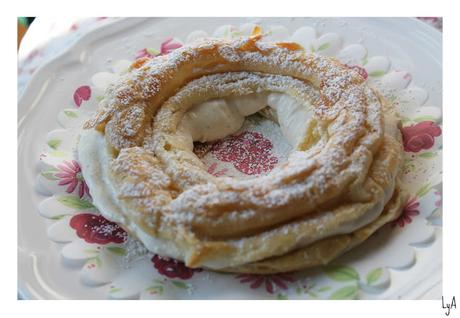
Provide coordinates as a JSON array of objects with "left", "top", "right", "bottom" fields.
[
  {"left": 80, "top": 35, "right": 405, "bottom": 273},
  {"left": 222, "top": 185, "right": 405, "bottom": 274}
]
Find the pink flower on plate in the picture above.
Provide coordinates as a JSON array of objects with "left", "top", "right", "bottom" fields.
[
  {"left": 70, "top": 213, "right": 128, "bottom": 244},
  {"left": 211, "top": 131, "right": 278, "bottom": 175},
  {"left": 403, "top": 72, "right": 412, "bottom": 82},
  {"left": 434, "top": 191, "right": 442, "bottom": 208},
  {"left": 56, "top": 160, "right": 90, "bottom": 198},
  {"left": 136, "top": 37, "right": 182, "bottom": 59},
  {"left": 151, "top": 255, "right": 202, "bottom": 280},
  {"left": 417, "top": 17, "right": 443, "bottom": 31},
  {"left": 391, "top": 197, "right": 420, "bottom": 228},
  {"left": 235, "top": 273, "right": 296, "bottom": 294},
  {"left": 73, "top": 85, "right": 92, "bottom": 107},
  {"left": 135, "top": 48, "right": 160, "bottom": 59},
  {"left": 159, "top": 37, "right": 183, "bottom": 55},
  {"left": 346, "top": 64, "right": 368, "bottom": 80},
  {"left": 401, "top": 121, "right": 442, "bottom": 153}
]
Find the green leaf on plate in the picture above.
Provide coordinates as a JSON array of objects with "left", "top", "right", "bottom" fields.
[
  {"left": 419, "top": 152, "right": 437, "bottom": 159},
  {"left": 87, "top": 256, "right": 102, "bottom": 267},
  {"left": 47, "top": 139, "right": 61, "bottom": 150},
  {"left": 41, "top": 169, "right": 59, "bottom": 180},
  {"left": 317, "top": 42, "right": 330, "bottom": 51},
  {"left": 106, "top": 246, "right": 127, "bottom": 256},
  {"left": 295, "top": 287, "right": 302, "bottom": 295},
  {"left": 64, "top": 110, "right": 78, "bottom": 118},
  {"left": 96, "top": 95, "right": 105, "bottom": 102},
  {"left": 146, "top": 48, "right": 160, "bottom": 56},
  {"left": 323, "top": 264, "right": 360, "bottom": 282},
  {"left": 403, "top": 161, "right": 415, "bottom": 172},
  {"left": 413, "top": 115, "right": 437, "bottom": 123},
  {"left": 231, "top": 30, "right": 243, "bottom": 37},
  {"left": 308, "top": 291, "right": 318, "bottom": 298},
  {"left": 94, "top": 256, "right": 102, "bottom": 267},
  {"left": 366, "top": 268, "right": 383, "bottom": 285},
  {"left": 310, "top": 44, "right": 316, "bottom": 53},
  {"left": 276, "top": 293, "right": 288, "bottom": 300},
  {"left": 57, "top": 196, "right": 94, "bottom": 210},
  {"left": 361, "top": 52, "right": 368, "bottom": 65},
  {"left": 317, "top": 286, "right": 332, "bottom": 292},
  {"left": 50, "top": 214, "right": 68, "bottom": 220},
  {"left": 146, "top": 285, "right": 164, "bottom": 294},
  {"left": 84, "top": 248, "right": 100, "bottom": 255},
  {"left": 109, "top": 287, "right": 122, "bottom": 293},
  {"left": 171, "top": 281, "right": 188, "bottom": 289},
  {"left": 369, "top": 70, "right": 386, "bottom": 77},
  {"left": 400, "top": 117, "right": 412, "bottom": 126},
  {"left": 416, "top": 183, "right": 432, "bottom": 198},
  {"left": 49, "top": 150, "right": 67, "bottom": 157},
  {"left": 329, "top": 285, "right": 358, "bottom": 300}
]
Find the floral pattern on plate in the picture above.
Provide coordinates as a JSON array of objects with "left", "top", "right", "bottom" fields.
[{"left": 35, "top": 23, "right": 442, "bottom": 299}]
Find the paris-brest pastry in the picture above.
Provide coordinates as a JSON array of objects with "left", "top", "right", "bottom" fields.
[{"left": 78, "top": 34, "right": 405, "bottom": 274}]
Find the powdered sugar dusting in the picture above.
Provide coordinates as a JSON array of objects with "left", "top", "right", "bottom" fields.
[
  {"left": 197, "top": 114, "right": 292, "bottom": 179},
  {"left": 77, "top": 36, "right": 400, "bottom": 270}
]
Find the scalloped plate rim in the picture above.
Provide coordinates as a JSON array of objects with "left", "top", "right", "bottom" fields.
[{"left": 18, "top": 17, "right": 442, "bottom": 300}]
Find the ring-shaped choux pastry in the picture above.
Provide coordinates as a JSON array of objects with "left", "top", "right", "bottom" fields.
[{"left": 78, "top": 35, "right": 405, "bottom": 273}]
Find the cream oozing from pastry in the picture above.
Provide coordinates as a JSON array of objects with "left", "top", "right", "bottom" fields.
[
  {"left": 78, "top": 128, "right": 395, "bottom": 269},
  {"left": 78, "top": 93, "right": 398, "bottom": 269},
  {"left": 177, "top": 92, "right": 312, "bottom": 149},
  {"left": 79, "top": 37, "right": 405, "bottom": 273},
  {"left": 78, "top": 130, "right": 187, "bottom": 259}
]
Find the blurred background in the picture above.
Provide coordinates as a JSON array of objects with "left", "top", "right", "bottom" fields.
[
  {"left": 18, "top": 17, "right": 442, "bottom": 49},
  {"left": 18, "top": 17, "right": 35, "bottom": 49},
  {"left": 17, "top": 17, "right": 442, "bottom": 96}
]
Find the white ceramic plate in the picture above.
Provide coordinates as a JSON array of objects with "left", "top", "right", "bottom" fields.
[{"left": 18, "top": 17, "right": 442, "bottom": 300}]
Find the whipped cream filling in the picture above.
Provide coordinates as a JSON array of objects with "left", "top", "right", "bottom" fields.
[
  {"left": 177, "top": 92, "right": 313, "bottom": 149},
  {"left": 79, "top": 128, "right": 395, "bottom": 269},
  {"left": 78, "top": 130, "right": 186, "bottom": 260},
  {"left": 78, "top": 92, "right": 398, "bottom": 269}
]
